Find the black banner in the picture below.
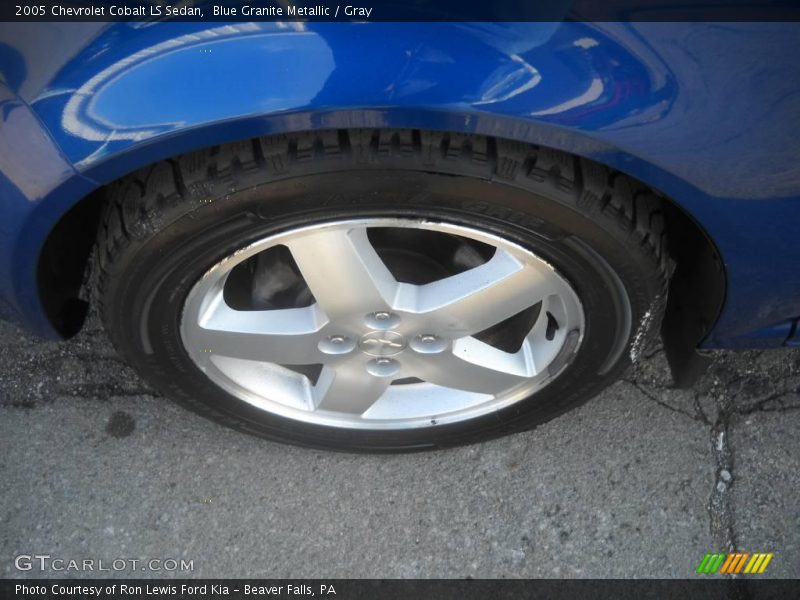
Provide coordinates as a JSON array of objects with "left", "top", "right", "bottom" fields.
[
  {"left": 2, "top": 0, "right": 800, "bottom": 22},
  {"left": 3, "top": 579, "right": 800, "bottom": 600}
]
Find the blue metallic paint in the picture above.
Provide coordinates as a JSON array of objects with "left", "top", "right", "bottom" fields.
[{"left": 0, "top": 21, "right": 799, "bottom": 347}]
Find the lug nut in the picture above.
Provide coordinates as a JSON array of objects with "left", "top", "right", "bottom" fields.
[
  {"left": 318, "top": 334, "right": 355, "bottom": 355},
  {"left": 365, "top": 311, "right": 400, "bottom": 330},
  {"left": 410, "top": 333, "right": 448, "bottom": 354},
  {"left": 366, "top": 357, "right": 400, "bottom": 377}
]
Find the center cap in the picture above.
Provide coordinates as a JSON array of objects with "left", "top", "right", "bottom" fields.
[{"left": 358, "top": 330, "right": 407, "bottom": 357}]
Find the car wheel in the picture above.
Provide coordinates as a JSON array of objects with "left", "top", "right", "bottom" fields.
[{"left": 95, "top": 129, "right": 669, "bottom": 452}]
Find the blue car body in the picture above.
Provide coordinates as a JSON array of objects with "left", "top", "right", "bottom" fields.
[{"left": 0, "top": 21, "right": 799, "bottom": 351}]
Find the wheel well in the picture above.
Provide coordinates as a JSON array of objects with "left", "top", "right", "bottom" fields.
[
  {"left": 37, "top": 131, "right": 725, "bottom": 383},
  {"left": 37, "top": 188, "right": 104, "bottom": 337}
]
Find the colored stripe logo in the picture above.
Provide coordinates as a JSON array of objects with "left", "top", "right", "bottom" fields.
[{"left": 696, "top": 552, "right": 773, "bottom": 574}]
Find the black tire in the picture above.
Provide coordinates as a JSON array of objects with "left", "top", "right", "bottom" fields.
[{"left": 95, "top": 128, "right": 669, "bottom": 452}]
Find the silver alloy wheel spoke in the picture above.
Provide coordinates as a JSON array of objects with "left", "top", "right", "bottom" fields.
[
  {"left": 312, "top": 362, "right": 392, "bottom": 414},
  {"left": 397, "top": 249, "right": 556, "bottom": 336},
  {"left": 285, "top": 226, "right": 398, "bottom": 319},
  {"left": 522, "top": 295, "right": 567, "bottom": 370},
  {"left": 180, "top": 219, "right": 584, "bottom": 430},
  {"left": 404, "top": 337, "right": 533, "bottom": 395},
  {"left": 185, "top": 289, "right": 326, "bottom": 364}
]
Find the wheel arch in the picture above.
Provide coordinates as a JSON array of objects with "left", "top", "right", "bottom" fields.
[{"left": 37, "top": 118, "right": 725, "bottom": 384}]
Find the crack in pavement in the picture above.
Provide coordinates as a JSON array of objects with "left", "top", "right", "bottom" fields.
[
  {"left": 628, "top": 348, "right": 800, "bottom": 589},
  {"left": 621, "top": 378, "right": 705, "bottom": 422},
  {"left": 708, "top": 389, "right": 736, "bottom": 554},
  {"left": 623, "top": 370, "right": 738, "bottom": 561},
  {"left": 708, "top": 382, "right": 756, "bottom": 600}
]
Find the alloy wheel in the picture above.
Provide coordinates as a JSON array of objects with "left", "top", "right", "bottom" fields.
[{"left": 180, "top": 219, "right": 584, "bottom": 430}]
